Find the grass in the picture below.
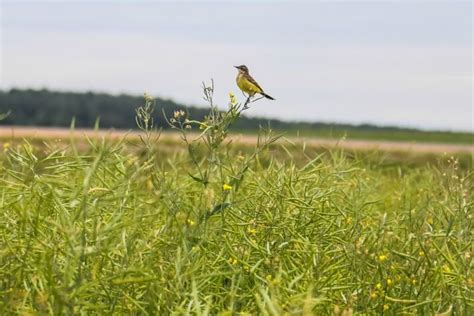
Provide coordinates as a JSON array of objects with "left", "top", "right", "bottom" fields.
[
  {"left": 0, "top": 90, "right": 472, "bottom": 315},
  {"left": 232, "top": 121, "right": 473, "bottom": 145},
  {"left": 276, "top": 128, "right": 474, "bottom": 145}
]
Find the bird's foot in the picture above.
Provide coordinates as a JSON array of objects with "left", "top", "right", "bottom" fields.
[{"left": 242, "top": 96, "right": 252, "bottom": 110}]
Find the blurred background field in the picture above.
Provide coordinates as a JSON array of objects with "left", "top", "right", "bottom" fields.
[
  {"left": 0, "top": 126, "right": 472, "bottom": 169},
  {"left": 0, "top": 89, "right": 472, "bottom": 145}
]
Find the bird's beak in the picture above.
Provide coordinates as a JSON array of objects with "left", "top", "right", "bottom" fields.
[{"left": 234, "top": 66, "right": 239, "bottom": 69}]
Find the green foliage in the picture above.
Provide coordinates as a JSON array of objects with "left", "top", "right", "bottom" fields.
[{"left": 0, "top": 88, "right": 472, "bottom": 314}]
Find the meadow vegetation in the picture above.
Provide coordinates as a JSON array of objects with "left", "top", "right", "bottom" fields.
[{"left": 0, "top": 84, "right": 472, "bottom": 315}]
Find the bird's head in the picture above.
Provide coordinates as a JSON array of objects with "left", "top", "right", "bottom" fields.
[{"left": 234, "top": 65, "right": 249, "bottom": 74}]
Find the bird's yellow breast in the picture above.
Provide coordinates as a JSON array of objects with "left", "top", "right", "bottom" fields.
[{"left": 236, "top": 73, "right": 262, "bottom": 95}]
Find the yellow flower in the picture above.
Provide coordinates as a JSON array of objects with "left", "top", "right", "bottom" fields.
[
  {"left": 187, "top": 219, "right": 196, "bottom": 226},
  {"left": 3, "top": 142, "right": 10, "bottom": 151},
  {"left": 411, "top": 279, "right": 417, "bottom": 285},
  {"left": 375, "top": 283, "right": 382, "bottom": 290},
  {"left": 418, "top": 251, "right": 425, "bottom": 257},
  {"left": 223, "top": 183, "right": 232, "bottom": 191},
  {"left": 442, "top": 265, "right": 451, "bottom": 273},
  {"left": 386, "top": 278, "right": 393, "bottom": 286},
  {"left": 383, "top": 304, "right": 389, "bottom": 311},
  {"left": 247, "top": 227, "right": 257, "bottom": 235},
  {"left": 229, "top": 91, "right": 237, "bottom": 105},
  {"left": 227, "top": 257, "right": 238, "bottom": 265},
  {"left": 370, "top": 292, "right": 377, "bottom": 299},
  {"left": 146, "top": 178, "right": 153, "bottom": 191},
  {"left": 378, "top": 254, "right": 388, "bottom": 262}
]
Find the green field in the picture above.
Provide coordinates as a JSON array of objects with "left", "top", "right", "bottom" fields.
[
  {"left": 272, "top": 128, "right": 474, "bottom": 145},
  {"left": 0, "top": 94, "right": 472, "bottom": 315}
]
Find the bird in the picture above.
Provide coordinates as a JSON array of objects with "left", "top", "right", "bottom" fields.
[{"left": 234, "top": 65, "right": 275, "bottom": 100}]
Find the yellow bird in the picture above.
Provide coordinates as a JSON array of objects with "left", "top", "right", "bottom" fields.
[{"left": 234, "top": 65, "right": 275, "bottom": 100}]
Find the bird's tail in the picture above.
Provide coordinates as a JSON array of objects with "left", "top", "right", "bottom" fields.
[{"left": 261, "top": 92, "right": 275, "bottom": 100}]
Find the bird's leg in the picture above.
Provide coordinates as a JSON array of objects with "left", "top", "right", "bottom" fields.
[{"left": 243, "top": 96, "right": 252, "bottom": 110}]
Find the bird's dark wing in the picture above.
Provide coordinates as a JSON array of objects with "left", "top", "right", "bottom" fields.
[{"left": 246, "top": 74, "right": 264, "bottom": 92}]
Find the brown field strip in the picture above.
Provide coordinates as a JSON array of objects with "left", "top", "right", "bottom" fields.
[{"left": 0, "top": 126, "right": 472, "bottom": 154}]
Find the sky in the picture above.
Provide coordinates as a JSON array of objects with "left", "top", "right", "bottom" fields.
[{"left": 0, "top": 0, "right": 472, "bottom": 131}]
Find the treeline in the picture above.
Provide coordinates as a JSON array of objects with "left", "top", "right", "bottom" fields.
[
  {"left": 0, "top": 88, "right": 412, "bottom": 130},
  {"left": 0, "top": 89, "right": 203, "bottom": 129},
  {"left": 0, "top": 89, "right": 471, "bottom": 144}
]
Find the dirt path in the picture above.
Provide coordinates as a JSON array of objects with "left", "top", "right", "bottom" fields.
[{"left": 0, "top": 126, "right": 472, "bottom": 154}]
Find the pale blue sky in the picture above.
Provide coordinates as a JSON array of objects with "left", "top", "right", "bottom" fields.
[{"left": 1, "top": 1, "right": 472, "bottom": 131}]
